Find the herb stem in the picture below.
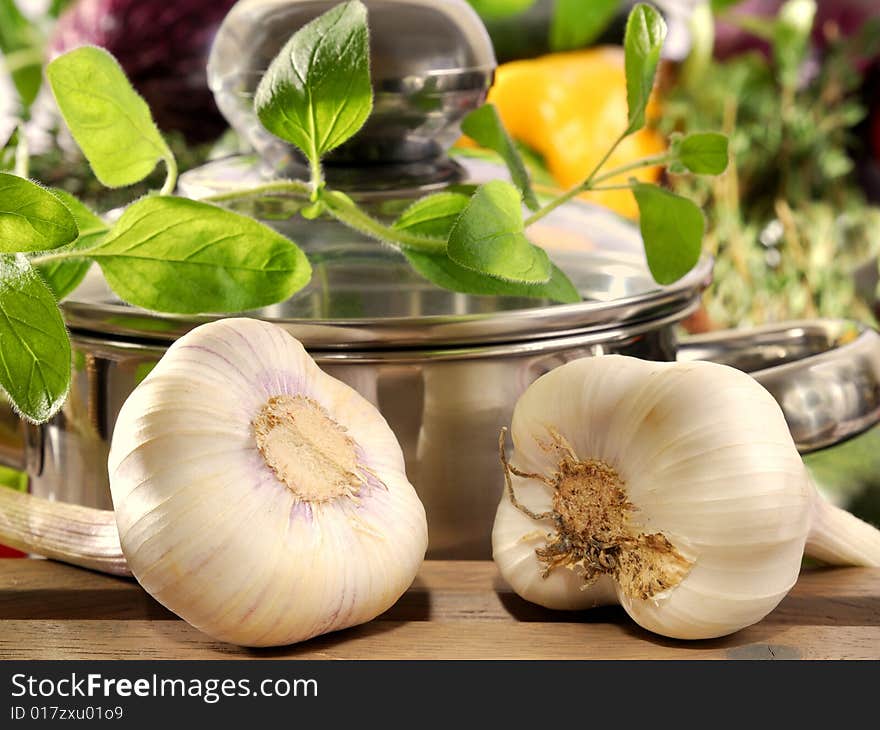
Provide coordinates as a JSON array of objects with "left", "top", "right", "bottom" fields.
[
  {"left": 207, "top": 180, "right": 446, "bottom": 252},
  {"left": 28, "top": 250, "right": 83, "bottom": 266},
  {"left": 585, "top": 129, "right": 630, "bottom": 185},
  {"left": 309, "top": 154, "right": 324, "bottom": 201},
  {"left": 590, "top": 153, "right": 671, "bottom": 186},
  {"left": 524, "top": 129, "right": 630, "bottom": 227},
  {"left": 1, "top": 48, "right": 44, "bottom": 75},
  {"left": 584, "top": 183, "right": 638, "bottom": 192},
  {"left": 323, "top": 192, "right": 446, "bottom": 254},
  {"left": 204, "top": 180, "right": 313, "bottom": 204},
  {"left": 14, "top": 126, "right": 29, "bottom": 179},
  {"left": 160, "top": 153, "right": 178, "bottom": 196},
  {"left": 27, "top": 226, "right": 109, "bottom": 266},
  {"left": 204, "top": 180, "right": 445, "bottom": 252}
]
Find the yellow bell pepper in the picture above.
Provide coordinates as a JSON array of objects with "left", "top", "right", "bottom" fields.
[{"left": 466, "top": 47, "right": 666, "bottom": 219}]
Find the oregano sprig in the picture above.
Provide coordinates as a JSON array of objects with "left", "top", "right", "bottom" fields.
[
  {"left": 0, "top": 45, "right": 313, "bottom": 422},
  {"left": 0, "top": 0, "right": 729, "bottom": 424},
  {"left": 247, "top": 1, "right": 728, "bottom": 295},
  {"left": 254, "top": 0, "right": 372, "bottom": 201}
]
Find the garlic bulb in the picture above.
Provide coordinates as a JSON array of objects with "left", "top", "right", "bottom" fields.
[
  {"left": 108, "top": 318, "right": 428, "bottom": 647},
  {"left": 492, "top": 355, "right": 880, "bottom": 640}
]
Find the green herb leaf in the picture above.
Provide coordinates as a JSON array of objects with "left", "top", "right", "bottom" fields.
[
  {"left": 447, "top": 181, "right": 551, "bottom": 284},
  {"left": 0, "top": 254, "right": 71, "bottom": 422},
  {"left": 677, "top": 132, "right": 729, "bottom": 174},
  {"left": 461, "top": 104, "right": 539, "bottom": 211},
  {"left": 254, "top": 0, "right": 372, "bottom": 165},
  {"left": 633, "top": 183, "right": 704, "bottom": 285},
  {"left": 0, "top": 173, "right": 78, "bottom": 252},
  {"left": 393, "top": 192, "right": 468, "bottom": 236},
  {"left": 407, "top": 251, "right": 578, "bottom": 303},
  {"left": 468, "top": 0, "right": 535, "bottom": 20},
  {"left": 46, "top": 46, "right": 174, "bottom": 188},
  {"left": 550, "top": 0, "right": 620, "bottom": 51},
  {"left": 35, "top": 191, "right": 107, "bottom": 300},
  {"left": 84, "top": 196, "right": 311, "bottom": 314},
  {"left": 623, "top": 3, "right": 666, "bottom": 134},
  {"left": 0, "top": 0, "right": 43, "bottom": 109},
  {"left": 395, "top": 192, "right": 578, "bottom": 303}
]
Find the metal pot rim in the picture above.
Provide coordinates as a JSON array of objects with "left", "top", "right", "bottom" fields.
[
  {"left": 68, "top": 299, "right": 698, "bottom": 362},
  {"left": 61, "top": 253, "right": 713, "bottom": 349}
]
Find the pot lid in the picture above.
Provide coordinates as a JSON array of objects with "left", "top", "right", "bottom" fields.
[
  {"left": 60, "top": 0, "right": 712, "bottom": 349},
  {"left": 61, "top": 196, "right": 713, "bottom": 349}
]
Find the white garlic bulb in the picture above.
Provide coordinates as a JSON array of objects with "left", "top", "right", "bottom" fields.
[
  {"left": 492, "top": 355, "right": 880, "bottom": 640},
  {"left": 108, "top": 318, "right": 428, "bottom": 647}
]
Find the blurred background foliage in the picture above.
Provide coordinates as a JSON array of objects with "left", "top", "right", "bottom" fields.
[{"left": 459, "top": 0, "right": 880, "bottom": 330}]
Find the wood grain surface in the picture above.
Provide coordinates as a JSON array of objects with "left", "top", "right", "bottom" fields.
[{"left": 0, "top": 559, "right": 877, "bottom": 659}]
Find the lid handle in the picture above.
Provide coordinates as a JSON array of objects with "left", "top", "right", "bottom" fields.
[{"left": 207, "top": 0, "right": 496, "bottom": 176}]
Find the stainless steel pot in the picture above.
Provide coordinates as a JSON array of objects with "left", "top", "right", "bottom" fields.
[
  {"left": 0, "top": 210, "right": 710, "bottom": 560},
  {"left": 2, "top": 220, "right": 879, "bottom": 559}
]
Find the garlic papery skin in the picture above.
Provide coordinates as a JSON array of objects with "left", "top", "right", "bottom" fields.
[
  {"left": 492, "top": 355, "right": 880, "bottom": 640},
  {"left": 108, "top": 317, "right": 428, "bottom": 647}
]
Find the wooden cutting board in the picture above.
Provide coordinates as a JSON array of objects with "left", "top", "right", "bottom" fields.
[{"left": 0, "top": 559, "right": 877, "bottom": 659}]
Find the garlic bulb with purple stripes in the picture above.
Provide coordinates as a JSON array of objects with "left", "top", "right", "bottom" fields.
[
  {"left": 492, "top": 355, "right": 880, "bottom": 640},
  {"left": 108, "top": 317, "right": 427, "bottom": 647}
]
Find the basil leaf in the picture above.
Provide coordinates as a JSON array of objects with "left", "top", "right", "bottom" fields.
[
  {"left": 550, "top": 0, "right": 620, "bottom": 52},
  {"left": 254, "top": 0, "right": 372, "bottom": 164},
  {"left": 461, "top": 105, "right": 539, "bottom": 212},
  {"left": 86, "top": 196, "right": 311, "bottom": 314},
  {"left": 447, "top": 181, "right": 551, "bottom": 284},
  {"left": 46, "top": 46, "right": 173, "bottom": 188},
  {"left": 623, "top": 3, "right": 666, "bottom": 134},
  {"left": 0, "top": 0, "right": 42, "bottom": 109},
  {"left": 36, "top": 191, "right": 107, "bottom": 300},
  {"left": 395, "top": 193, "right": 578, "bottom": 303},
  {"left": 677, "top": 132, "right": 729, "bottom": 175},
  {"left": 0, "top": 173, "right": 78, "bottom": 252},
  {"left": 633, "top": 183, "right": 703, "bottom": 285},
  {"left": 0, "top": 254, "right": 71, "bottom": 423}
]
